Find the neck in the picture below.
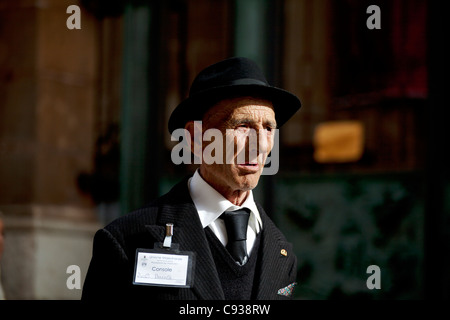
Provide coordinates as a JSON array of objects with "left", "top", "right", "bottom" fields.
[{"left": 222, "top": 189, "right": 250, "bottom": 206}]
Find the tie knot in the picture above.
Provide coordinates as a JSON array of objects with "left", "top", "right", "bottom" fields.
[{"left": 221, "top": 208, "right": 250, "bottom": 242}]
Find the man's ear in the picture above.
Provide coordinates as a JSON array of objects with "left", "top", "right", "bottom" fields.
[{"left": 185, "top": 121, "right": 202, "bottom": 162}]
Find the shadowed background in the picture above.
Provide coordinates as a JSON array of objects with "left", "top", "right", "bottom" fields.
[{"left": 0, "top": 0, "right": 447, "bottom": 299}]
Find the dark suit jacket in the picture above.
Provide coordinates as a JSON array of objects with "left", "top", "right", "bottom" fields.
[{"left": 81, "top": 177, "right": 297, "bottom": 300}]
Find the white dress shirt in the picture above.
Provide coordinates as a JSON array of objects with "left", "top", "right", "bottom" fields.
[{"left": 188, "top": 170, "right": 262, "bottom": 255}]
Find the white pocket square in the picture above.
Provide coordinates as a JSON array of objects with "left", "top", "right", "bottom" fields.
[{"left": 277, "top": 282, "right": 297, "bottom": 297}]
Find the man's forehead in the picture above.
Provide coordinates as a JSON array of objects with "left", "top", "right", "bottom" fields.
[{"left": 204, "top": 96, "right": 275, "bottom": 122}]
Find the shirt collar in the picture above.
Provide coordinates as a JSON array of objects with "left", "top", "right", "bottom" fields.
[{"left": 188, "top": 170, "right": 262, "bottom": 230}]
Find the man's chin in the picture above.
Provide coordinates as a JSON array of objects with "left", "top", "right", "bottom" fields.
[{"left": 234, "top": 174, "right": 261, "bottom": 191}]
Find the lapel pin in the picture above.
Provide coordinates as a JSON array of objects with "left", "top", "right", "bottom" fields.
[{"left": 280, "top": 249, "right": 287, "bottom": 256}]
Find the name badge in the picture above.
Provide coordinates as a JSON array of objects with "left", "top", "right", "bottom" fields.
[
  {"left": 134, "top": 223, "right": 195, "bottom": 288},
  {"left": 133, "top": 247, "right": 195, "bottom": 288}
]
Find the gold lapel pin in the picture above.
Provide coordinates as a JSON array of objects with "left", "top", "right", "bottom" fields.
[{"left": 281, "top": 249, "right": 287, "bottom": 256}]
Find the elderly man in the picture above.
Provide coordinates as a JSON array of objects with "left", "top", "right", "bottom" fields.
[{"left": 82, "top": 57, "right": 301, "bottom": 300}]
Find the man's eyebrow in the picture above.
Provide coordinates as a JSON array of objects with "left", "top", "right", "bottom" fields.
[
  {"left": 229, "top": 118, "right": 252, "bottom": 126},
  {"left": 265, "top": 120, "right": 277, "bottom": 128}
]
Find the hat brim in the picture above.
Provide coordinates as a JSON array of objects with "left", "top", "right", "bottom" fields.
[{"left": 168, "top": 84, "right": 301, "bottom": 134}]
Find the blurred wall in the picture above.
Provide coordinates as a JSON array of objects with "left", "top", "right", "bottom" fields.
[{"left": 0, "top": 0, "right": 101, "bottom": 299}]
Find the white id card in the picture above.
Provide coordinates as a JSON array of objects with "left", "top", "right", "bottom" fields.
[{"left": 133, "top": 248, "right": 195, "bottom": 288}]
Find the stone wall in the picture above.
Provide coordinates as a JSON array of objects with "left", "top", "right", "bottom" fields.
[{"left": 0, "top": 0, "right": 101, "bottom": 299}]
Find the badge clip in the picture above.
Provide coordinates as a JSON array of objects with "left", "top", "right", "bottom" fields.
[{"left": 162, "top": 223, "right": 173, "bottom": 248}]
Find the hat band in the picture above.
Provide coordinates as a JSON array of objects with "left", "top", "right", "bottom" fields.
[{"left": 225, "top": 78, "right": 268, "bottom": 87}]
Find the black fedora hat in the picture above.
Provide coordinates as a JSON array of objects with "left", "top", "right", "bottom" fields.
[{"left": 168, "top": 57, "right": 301, "bottom": 134}]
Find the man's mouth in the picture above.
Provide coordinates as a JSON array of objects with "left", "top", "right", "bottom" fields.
[{"left": 237, "top": 162, "right": 260, "bottom": 172}]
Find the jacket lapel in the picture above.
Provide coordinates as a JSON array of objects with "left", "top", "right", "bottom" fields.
[
  {"left": 145, "top": 178, "right": 225, "bottom": 300},
  {"left": 255, "top": 204, "right": 294, "bottom": 299}
]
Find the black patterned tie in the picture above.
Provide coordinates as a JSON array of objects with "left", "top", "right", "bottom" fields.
[{"left": 221, "top": 208, "right": 250, "bottom": 266}]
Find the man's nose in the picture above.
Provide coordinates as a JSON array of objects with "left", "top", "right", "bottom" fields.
[
  {"left": 257, "top": 129, "right": 271, "bottom": 154},
  {"left": 247, "top": 129, "right": 271, "bottom": 155}
]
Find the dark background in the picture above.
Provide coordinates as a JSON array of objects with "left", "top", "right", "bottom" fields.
[{"left": 0, "top": 0, "right": 448, "bottom": 299}]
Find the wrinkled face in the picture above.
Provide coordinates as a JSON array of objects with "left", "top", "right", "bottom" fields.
[{"left": 197, "top": 97, "right": 276, "bottom": 195}]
